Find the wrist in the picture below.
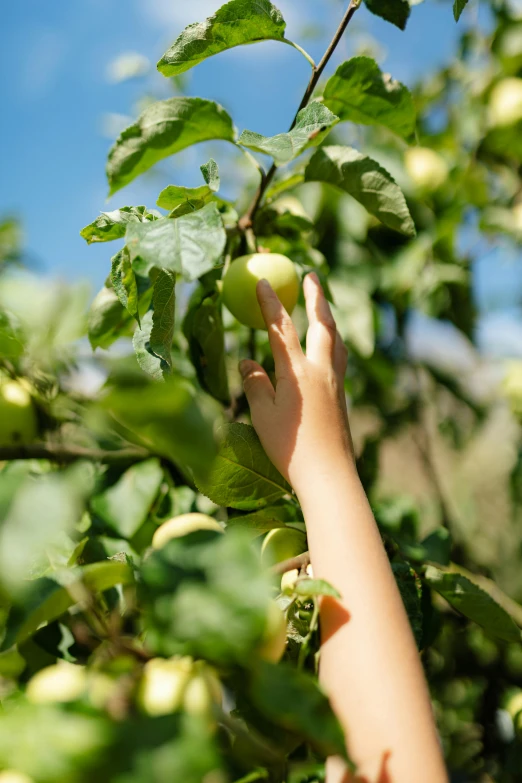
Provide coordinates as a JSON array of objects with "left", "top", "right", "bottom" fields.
[{"left": 291, "top": 449, "right": 359, "bottom": 508}]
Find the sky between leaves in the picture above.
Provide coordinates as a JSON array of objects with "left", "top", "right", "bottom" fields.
[{"left": 1, "top": 0, "right": 522, "bottom": 355}]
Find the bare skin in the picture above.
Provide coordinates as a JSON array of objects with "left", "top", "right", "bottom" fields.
[{"left": 238, "top": 273, "right": 449, "bottom": 783}]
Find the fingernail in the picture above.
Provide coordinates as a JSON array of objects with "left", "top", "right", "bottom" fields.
[{"left": 239, "top": 359, "right": 253, "bottom": 378}]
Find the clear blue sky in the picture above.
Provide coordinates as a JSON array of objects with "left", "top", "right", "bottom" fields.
[{"left": 3, "top": 0, "right": 521, "bottom": 357}]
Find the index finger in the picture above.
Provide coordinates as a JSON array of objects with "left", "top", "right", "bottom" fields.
[{"left": 256, "top": 279, "right": 304, "bottom": 380}]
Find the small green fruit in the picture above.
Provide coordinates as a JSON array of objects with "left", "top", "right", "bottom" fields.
[
  {"left": 26, "top": 662, "right": 87, "bottom": 704},
  {"left": 138, "top": 657, "right": 193, "bottom": 716},
  {"left": 183, "top": 666, "right": 222, "bottom": 718},
  {"left": 261, "top": 527, "right": 307, "bottom": 567},
  {"left": 152, "top": 513, "right": 223, "bottom": 549},
  {"left": 488, "top": 77, "right": 522, "bottom": 127},
  {"left": 0, "top": 378, "right": 37, "bottom": 446},
  {"left": 405, "top": 147, "right": 448, "bottom": 192},
  {"left": 222, "top": 253, "right": 300, "bottom": 330},
  {"left": 258, "top": 601, "right": 287, "bottom": 663}
]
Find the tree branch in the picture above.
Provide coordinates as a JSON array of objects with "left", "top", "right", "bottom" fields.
[
  {"left": 0, "top": 443, "right": 151, "bottom": 465},
  {"left": 271, "top": 551, "right": 311, "bottom": 575},
  {"left": 238, "top": 0, "right": 360, "bottom": 232}
]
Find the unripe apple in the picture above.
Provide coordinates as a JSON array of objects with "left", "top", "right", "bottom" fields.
[
  {"left": 405, "top": 147, "right": 448, "bottom": 192},
  {"left": 488, "top": 78, "right": 522, "bottom": 127},
  {"left": 138, "top": 656, "right": 193, "bottom": 716},
  {"left": 222, "top": 253, "right": 300, "bottom": 330},
  {"left": 0, "top": 772, "right": 34, "bottom": 783},
  {"left": 183, "top": 666, "right": 222, "bottom": 718},
  {"left": 281, "top": 568, "right": 299, "bottom": 592},
  {"left": 0, "top": 377, "right": 38, "bottom": 446},
  {"left": 26, "top": 662, "right": 87, "bottom": 704},
  {"left": 257, "top": 601, "right": 287, "bottom": 663},
  {"left": 261, "top": 527, "right": 307, "bottom": 567},
  {"left": 152, "top": 513, "right": 223, "bottom": 549},
  {"left": 505, "top": 689, "right": 522, "bottom": 720}
]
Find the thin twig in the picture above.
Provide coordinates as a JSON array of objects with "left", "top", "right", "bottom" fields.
[
  {"left": 237, "top": 0, "right": 360, "bottom": 232},
  {"left": 0, "top": 443, "right": 151, "bottom": 465},
  {"left": 272, "top": 551, "right": 311, "bottom": 575}
]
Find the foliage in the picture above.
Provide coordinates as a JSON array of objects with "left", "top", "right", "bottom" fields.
[{"left": 1, "top": 0, "right": 522, "bottom": 780}]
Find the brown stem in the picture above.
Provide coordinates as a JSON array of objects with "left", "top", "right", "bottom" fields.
[
  {"left": 0, "top": 443, "right": 151, "bottom": 465},
  {"left": 238, "top": 0, "right": 360, "bottom": 231},
  {"left": 272, "top": 551, "right": 311, "bottom": 575}
]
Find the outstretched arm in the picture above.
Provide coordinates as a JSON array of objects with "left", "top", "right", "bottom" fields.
[{"left": 238, "top": 273, "right": 448, "bottom": 783}]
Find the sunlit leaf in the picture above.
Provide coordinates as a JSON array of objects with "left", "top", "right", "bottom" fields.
[
  {"left": 150, "top": 269, "right": 176, "bottom": 370},
  {"left": 239, "top": 103, "right": 339, "bottom": 165},
  {"left": 305, "top": 146, "right": 415, "bottom": 236},
  {"left": 111, "top": 247, "right": 139, "bottom": 320},
  {"left": 87, "top": 286, "right": 133, "bottom": 350},
  {"left": 107, "top": 97, "right": 236, "bottom": 195},
  {"left": 323, "top": 57, "right": 416, "bottom": 141},
  {"left": 80, "top": 206, "right": 159, "bottom": 244},
  {"left": 157, "top": 0, "right": 288, "bottom": 77}
]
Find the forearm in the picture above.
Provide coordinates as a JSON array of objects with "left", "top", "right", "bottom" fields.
[{"left": 296, "top": 457, "right": 448, "bottom": 783}]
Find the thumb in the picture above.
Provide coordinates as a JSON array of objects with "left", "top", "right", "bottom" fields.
[{"left": 239, "top": 360, "right": 275, "bottom": 412}]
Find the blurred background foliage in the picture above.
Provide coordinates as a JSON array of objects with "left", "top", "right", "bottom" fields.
[{"left": 1, "top": 0, "right": 522, "bottom": 781}]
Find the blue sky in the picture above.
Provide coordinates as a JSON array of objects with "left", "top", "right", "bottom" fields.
[{"left": 2, "top": 0, "right": 522, "bottom": 357}]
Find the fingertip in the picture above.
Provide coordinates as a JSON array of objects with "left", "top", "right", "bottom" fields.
[{"left": 239, "top": 358, "right": 256, "bottom": 378}]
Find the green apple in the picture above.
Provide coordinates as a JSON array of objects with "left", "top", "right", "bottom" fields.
[
  {"left": 488, "top": 77, "right": 522, "bottom": 127},
  {"left": 138, "top": 656, "right": 193, "bottom": 716},
  {"left": 152, "top": 513, "right": 223, "bottom": 549},
  {"left": 222, "top": 253, "right": 300, "bottom": 330},
  {"left": 261, "top": 527, "right": 307, "bottom": 567},
  {"left": 0, "top": 377, "right": 37, "bottom": 446},
  {"left": 257, "top": 601, "right": 287, "bottom": 663},
  {"left": 281, "top": 568, "right": 300, "bottom": 592},
  {"left": 405, "top": 147, "right": 448, "bottom": 192},
  {"left": 26, "top": 662, "right": 87, "bottom": 704},
  {"left": 183, "top": 665, "right": 222, "bottom": 718},
  {"left": 0, "top": 772, "right": 34, "bottom": 783}
]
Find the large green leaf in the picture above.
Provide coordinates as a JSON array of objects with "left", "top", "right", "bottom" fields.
[
  {"left": 107, "top": 97, "right": 236, "bottom": 195},
  {"left": 239, "top": 103, "right": 339, "bottom": 165},
  {"left": 140, "top": 529, "right": 273, "bottom": 664},
  {"left": 91, "top": 459, "right": 164, "bottom": 539},
  {"left": 364, "top": 0, "right": 410, "bottom": 30},
  {"left": 424, "top": 566, "right": 522, "bottom": 643},
  {"left": 2, "top": 561, "right": 134, "bottom": 648},
  {"left": 322, "top": 57, "right": 416, "bottom": 141},
  {"left": 102, "top": 375, "right": 217, "bottom": 479},
  {"left": 87, "top": 286, "right": 133, "bottom": 350},
  {"left": 182, "top": 289, "right": 230, "bottom": 404},
  {"left": 196, "top": 423, "right": 291, "bottom": 510},
  {"left": 150, "top": 269, "right": 176, "bottom": 370},
  {"left": 227, "top": 503, "right": 300, "bottom": 536},
  {"left": 157, "top": 0, "right": 288, "bottom": 77},
  {"left": 249, "top": 662, "right": 347, "bottom": 759},
  {"left": 80, "top": 206, "right": 159, "bottom": 244},
  {"left": 111, "top": 247, "right": 139, "bottom": 320},
  {"left": 126, "top": 204, "right": 227, "bottom": 281},
  {"left": 305, "top": 146, "right": 415, "bottom": 236},
  {"left": 133, "top": 311, "right": 171, "bottom": 382}
]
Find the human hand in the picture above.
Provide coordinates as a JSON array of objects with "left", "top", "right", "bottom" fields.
[{"left": 239, "top": 272, "right": 354, "bottom": 499}]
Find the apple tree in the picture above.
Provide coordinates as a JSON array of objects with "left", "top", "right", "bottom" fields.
[{"left": 1, "top": 0, "right": 522, "bottom": 780}]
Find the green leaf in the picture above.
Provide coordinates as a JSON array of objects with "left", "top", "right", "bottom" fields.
[
  {"left": 107, "top": 97, "right": 236, "bottom": 195},
  {"left": 292, "top": 578, "right": 341, "bottom": 599},
  {"left": 201, "top": 158, "right": 220, "bottom": 191},
  {"left": 2, "top": 561, "right": 134, "bottom": 648},
  {"left": 133, "top": 311, "right": 170, "bottom": 381},
  {"left": 91, "top": 459, "right": 164, "bottom": 539},
  {"left": 196, "top": 423, "right": 291, "bottom": 510},
  {"left": 102, "top": 375, "right": 217, "bottom": 479},
  {"left": 157, "top": 0, "right": 288, "bottom": 77},
  {"left": 329, "top": 279, "right": 375, "bottom": 358},
  {"left": 140, "top": 529, "right": 273, "bottom": 664},
  {"left": 424, "top": 566, "right": 522, "bottom": 643},
  {"left": 322, "top": 57, "right": 416, "bottom": 141},
  {"left": 111, "top": 247, "right": 139, "bottom": 320},
  {"left": 150, "top": 269, "right": 176, "bottom": 370},
  {"left": 80, "top": 206, "right": 159, "bottom": 244},
  {"left": 126, "top": 203, "right": 227, "bottom": 281},
  {"left": 0, "top": 311, "right": 24, "bottom": 359},
  {"left": 157, "top": 184, "right": 215, "bottom": 213},
  {"left": 227, "top": 504, "right": 300, "bottom": 536},
  {"left": 364, "top": 0, "right": 410, "bottom": 30},
  {"left": 420, "top": 528, "right": 452, "bottom": 566},
  {"left": 182, "top": 289, "right": 230, "bottom": 404},
  {"left": 392, "top": 563, "right": 423, "bottom": 648},
  {"left": 305, "top": 146, "right": 415, "bottom": 236},
  {"left": 87, "top": 286, "right": 133, "bottom": 350},
  {"left": 453, "top": 0, "right": 469, "bottom": 21},
  {"left": 249, "top": 661, "right": 347, "bottom": 759},
  {"left": 265, "top": 172, "right": 305, "bottom": 201},
  {"left": 239, "top": 103, "right": 339, "bottom": 165}
]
